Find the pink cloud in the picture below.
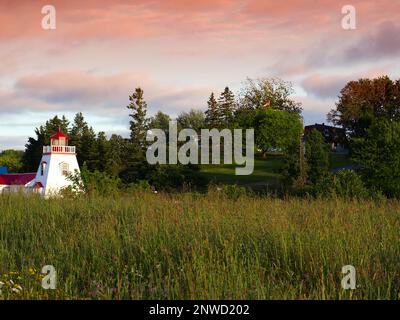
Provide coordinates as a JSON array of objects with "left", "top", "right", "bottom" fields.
[{"left": 3, "top": 71, "right": 213, "bottom": 116}]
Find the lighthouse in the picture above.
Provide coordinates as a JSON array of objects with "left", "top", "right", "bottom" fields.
[{"left": 33, "top": 128, "right": 81, "bottom": 197}]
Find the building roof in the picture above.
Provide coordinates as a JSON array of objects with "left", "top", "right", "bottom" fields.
[
  {"left": 304, "top": 123, "right": 344, "bottom": 131},
  {"left": 50, "top": 128, "right": 69, "bottom": 140},
  {"left": 0, "top": 173, "right": 36, "bottom": 186}
]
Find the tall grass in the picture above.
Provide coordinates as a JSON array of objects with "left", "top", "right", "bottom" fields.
[{"left": 0, "top": 192, "right": 399, "bottom": 299}]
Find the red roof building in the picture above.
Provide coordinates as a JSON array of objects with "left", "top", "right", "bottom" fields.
[{"left": 0, "top": 173, "right": 36, "bottom": 186}]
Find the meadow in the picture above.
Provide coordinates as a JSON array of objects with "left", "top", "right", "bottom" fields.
[{"left": 0, "top": 191, "right": 399, "bottom": 300}]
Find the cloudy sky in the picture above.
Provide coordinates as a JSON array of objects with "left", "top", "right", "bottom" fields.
[{"left": 1, "top": 0, "right": 400, "bottom": 149}]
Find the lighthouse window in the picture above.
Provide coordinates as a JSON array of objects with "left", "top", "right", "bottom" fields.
[
  {"left": 40, "top": 162, "right": 47, "bottom": 176},
  {"left": 60, "top": 162, "right": 69, "bottom": 176}
]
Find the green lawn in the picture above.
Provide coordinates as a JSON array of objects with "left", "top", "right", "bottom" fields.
[
  {"left": 200, "top": 153, "right": 354, "bottom": 189},
  {"left": 200, "top": 154, "right": 284, "bottom": 188}
]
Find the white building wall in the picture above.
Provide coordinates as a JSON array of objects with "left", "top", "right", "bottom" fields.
[{"left": 35, "top": 153, "right": 80, "bottom": 197}]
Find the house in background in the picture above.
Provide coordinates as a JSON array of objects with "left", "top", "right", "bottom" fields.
[
  {"left": 304, "top": 123, "right": 348, "bottom": 153},
  {"left": 0, "top": 129, "right": 81, "bottom": 197}
]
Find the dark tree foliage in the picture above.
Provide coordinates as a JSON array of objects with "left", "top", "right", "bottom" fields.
[
  {"left": 123, "top": 87, "right": 151, "bottom": 183},
  {"left": 281, "top": 140, "right": 307, "bottom": 188},
  {"left": 351, "top": 119, "right": 400, "bottom": 198},
  {"left": 217, "top": 87, "right": 236, "bottom": 128},
  {"left": 149, "top": 111, "right": 171, "bottom": 131},
  {"left": 205, "top": 93, "right": 219, "bottom": 129},
  {"left": 127, "top": 87, "right": 148, "bottom": 149},
  {"left": 105, "top": 134, "right": 127, "bottom": 177},
  {"left": 90, "top": 131, "right": 109, "bottom": 172},
  {"left": 305, "top": 129, "right": 330, "bottom": 185},
  {"left": 328, "top": 76, "right": 400, "bottom": 138},
  {"left": 69, "top": 112, "right": 97, "bottom": 169},
  {"left": 22, "top": 116, "right": 69, "bottom": 172}
]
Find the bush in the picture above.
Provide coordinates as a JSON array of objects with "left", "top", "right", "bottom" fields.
[
  {"left": 210, "top": 184, "right": 248, "bottom": 200},
  {"left": 150, "top": 164, "right": 207, "bottom": 191},
  {"left": 332, "top": 170, "right": 369, "bottom": 199},
  {"left": 126, "top": 180, "right": 152, "bottom": 193},
  {"left": 66, "top": 164, "right": 121, "bottom": 197}
]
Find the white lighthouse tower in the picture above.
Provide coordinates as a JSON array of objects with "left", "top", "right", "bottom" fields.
[{"left": 34, "top": 128, "right": 80, "bottom": 197}]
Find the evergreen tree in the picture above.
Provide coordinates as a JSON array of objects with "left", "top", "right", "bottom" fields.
[
  {"left": 305, "top": 129, "right": 330, "bottom": 185},
  {"left": 127, "top": 87, "right": 148, "bottom": 150},
  {"left": 281, "top": 140, "right": 307, "bottom": 188},
  {"left": 205, "top": 93, "right": 219, "bottom": 128},
  {"left": 217, "top": 87, "right": 236, "bottom": 128},
  {"left": 22, "top": 127, "right": 46, "bottom": 172},
  {"left": 22, "top": 115, "right": 69, "bottom": 172},
  {"left": 91, "top": 131, "right": 109, "bottom": 172},
  {"left": 122, "top": 88, "right": 151, "bottom": 183},
  {"left": 69, "top": 112, "right": 96, "bottom": 169},
  {"left": 105, "top": 134, "right": 127, "bottom": 177}
]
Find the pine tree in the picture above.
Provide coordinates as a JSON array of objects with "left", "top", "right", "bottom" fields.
[
  {"left": 105, "top": 134, "right": 127, "bottom": 176},
  {"left": 22, "top": 127, "right": 46, "bottom": 172},
  {"left": 90, "top": 131, "right": 109, "bottom": 172},
  {"left": 305, "top": 129, "right": 330, "bottom": 185},
  {"left": 127, "top": 87, "right": 148, "bottom": 150},
  {"left": 205, "top": 93, "right": 219, "bottom": 128},
  {"left": 22, "top": 115, "right": 70, "bottom": 172},
  {"left": 121, "top": 88, "right": 151, "bottom": 183},
  {"left": 282, "top": 139, "right": 307, "bottom": 188},
  {"left": 217, "top": 87, "right": 236, "bottom": 128},
  {"left": 69, "top": 113, "right": 96, "bottom": 169}
]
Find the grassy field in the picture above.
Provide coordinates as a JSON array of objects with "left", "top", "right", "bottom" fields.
[
  {"left": 0, "top": 192, "right": 399, "bottom": 300},
  {"left": 200, "top": 154, "right": 283, "bottom": 188}
]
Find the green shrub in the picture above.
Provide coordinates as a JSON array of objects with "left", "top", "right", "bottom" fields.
[
  {"left": 332, "top": 170, "right": 369, "bottom": 199},
  {"left": 220, "top": 184, "right": 248, "bottom": 200},
  {"left": 126, "top": 180, "right": 152, "bottom": 193},
  {"left": 150, "top": 164, "right": 207, "bottom": 191},
  {"left": 66, "top": 164, "right": 121, "bottom": 197}
]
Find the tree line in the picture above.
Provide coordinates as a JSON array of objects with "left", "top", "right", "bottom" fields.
[{"left": 1, "top": 75, "right": 399, "bottom": 198}]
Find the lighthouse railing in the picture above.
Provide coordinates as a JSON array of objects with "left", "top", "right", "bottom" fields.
[{"left": 43, "top": 146, "right": 76, "bottom": 154}]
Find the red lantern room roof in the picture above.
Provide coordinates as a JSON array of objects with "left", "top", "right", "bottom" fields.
[{"left": 50, "top": 127, "right": 69, "bottom": 140}]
